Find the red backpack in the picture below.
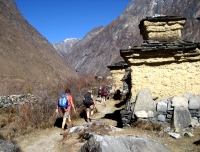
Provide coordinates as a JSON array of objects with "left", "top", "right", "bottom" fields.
[{"left": 101, "top": 87, "right": 108, "bottom": 96}]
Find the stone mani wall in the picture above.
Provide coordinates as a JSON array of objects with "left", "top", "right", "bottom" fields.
[{"left": 129, "top": 56, "right": 200, "bottom": 101}]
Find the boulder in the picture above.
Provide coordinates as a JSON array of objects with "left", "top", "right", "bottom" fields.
[
  {"left": 188, "top": 97, "right": 200, "bottom": 109},
  {"left": 174, "top": 107, "right": 192, "bottom": 132},
  {"left": 134, "top": 88, "right": 155, "bottom": 113},
  {"left": 172, "top": 96, "right": 188, "bottom": 108},
  {"left": 79, "top": 135, "right": 171, "bottom": 152},
  {"left": 157, "top": 102, "right": 167, "bottom": 112}
]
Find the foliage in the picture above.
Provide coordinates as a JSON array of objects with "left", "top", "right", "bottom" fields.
[{"left": 0, "top": 74, "right": 111, "bottom": 139}]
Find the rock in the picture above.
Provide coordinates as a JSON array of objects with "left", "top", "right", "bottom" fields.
[
  {"left": 0, "top": 139, "right": 21, "bottom": 152},
  {"left": 168, "top": 132, "right": 181, "bottom": 139},
  {"left": 157, "top": 102, "right": 167, "bottom": 112},
  {"left": 167, "top": 101, "right": 174, "bottom": 111},
  {"left": 172, "top": 96, "right": 188, "bottom": 108},
  {"left": 135, "top": 110, "right": 148, "bottom": 118},
  {"left": 188, "top": 97, "right": 200, "bottom": 109},
  {"left": 158, "top": 114, "right": 166, "bottom": 122},
  {"left": 134, "top": 88, "right": 155, "bottom": 113},
  {"left": 161, "top": 99, "right": 168, "bottom": 103},
  {"left": 190, "top": 118, "right": 200, "bottom": 128},
  {"left": 164, "top": 127, "right": 170, "bottom": 132},
  {"left": 79, "top": 135, "right": 171, "bottom": 152},
  {"left": 174, "top": 107, "right": 192, "bottom": 132},
  {"left": 183, "top": 93, "right": 196, "bottom": 100},
  {"left": 183, "top": 132, "right": 194, "bottom": 137},
  {"left": 147, "top": 110, "right": 154, "bottom": 118},
  {"left": 69, "top": 126, "right": 86, "bottom": 133}
]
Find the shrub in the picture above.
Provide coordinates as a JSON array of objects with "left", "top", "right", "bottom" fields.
[
  {"left": 132, "top": 120, "right": 163, "bottom": 131},
  {"left": 0, "top": 74, "right": 112, "bottom": 139}
]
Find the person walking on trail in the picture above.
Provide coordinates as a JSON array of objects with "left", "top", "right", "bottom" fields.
[
  {"left": 98, "top": 86, "right": 102, "bottom": 102},
  {"left": 101, "top": 86, "right": 109, "bottom": 107},
  {"left": 55, "top": 88, "right": 76, "bottom": 135},
  {"left": 83, "top": 89, "right": 95, "bottom": 123}
]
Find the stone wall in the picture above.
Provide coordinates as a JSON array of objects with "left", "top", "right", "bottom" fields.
[
  {"left": 121, "top": 88, "right": 200, "bottom": 130},
  {"left": 139, "top": 16, "right": 186, "bottom": 42},
  {"left": 0, "top": 94, "right": 39, "bottom": 108},
  {"left": 129, "top": 55, "right": 200, "bottom": 100},
  {"left": 110, "top": 69, "right": 126, "bottom": 90}
]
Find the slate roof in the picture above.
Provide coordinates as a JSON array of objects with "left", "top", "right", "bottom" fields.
[{"left": 120, "top": 40, "right": 200, "bottom": 58}]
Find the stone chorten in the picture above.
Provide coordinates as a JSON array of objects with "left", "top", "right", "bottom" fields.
[{"left": 120, "top": 16, "right": 200, "bottom": 101}]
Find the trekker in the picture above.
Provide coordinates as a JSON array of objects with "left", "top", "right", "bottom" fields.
[
  {"left": 98, "top": 86, "right": 102, "bottom": 102},
  {"left": 55, "top": 88, "right": 76, "bottom": 135},
  {"left": 83, "top": 89, "right": 95, "bottom": 122},
  {"left": 101, "top": 86, "right": 109, "bottom": 107}
]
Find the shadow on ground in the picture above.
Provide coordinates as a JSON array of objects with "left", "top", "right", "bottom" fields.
[
  {"left": 193, "top": 140, "right": 200, "bottom": 145},
  {"left": 54, "top": 117, "right": 63, "bottom": 128},
  {"left": 115, "top": 99, "right": 126, "bottom": 108},
  {"left": 103, "top": 109, "right": 123, "bottom": 128},
  {"left": 79, "top": 109, "right": 88, "bottom": 122}
]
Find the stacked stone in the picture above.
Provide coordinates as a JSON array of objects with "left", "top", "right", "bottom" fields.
[
  {"left": 156, "top": 98, "right": 173, "bottom": 123},
  {"left": 0, "top": 94, "right": 39, "bottom": 108},
  {"left": 139, "top": 16, "right": 186, "bottom": 42},
  {"left": 120, "top": 109, "right": 133, "bottom": 127},
  {"left": 120, "top": 87, "right": 200, "bottom": 130}
]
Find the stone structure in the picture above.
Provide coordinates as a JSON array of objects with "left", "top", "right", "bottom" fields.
[
  {"left": 118, "top": 16, "right": 200, "bottom": 129},
  {"left": 121, "top": 89, "right": 200, "bottom": 129},
  {"left": 139, "top": 16, "right": 186, "bottom": 42},
  {"left": 0, "top": 94, "right": 39, "bottom": 108},
  {"left": 120, "top": 16, "right": 200, "bottom": 101},
  {"left": 107, "top": 61, "right": 128, "bottom": 91}
]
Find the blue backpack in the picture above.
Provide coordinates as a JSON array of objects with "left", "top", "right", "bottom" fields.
[{"left": 58, "top": 94, "right": 68, "bottom": 108}]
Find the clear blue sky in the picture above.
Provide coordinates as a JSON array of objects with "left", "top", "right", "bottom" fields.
[{"left": 14, "top": 0, "right": 130, "bottom": 44}]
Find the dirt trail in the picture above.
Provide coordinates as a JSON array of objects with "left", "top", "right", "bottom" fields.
[{"left": 16, "top": 97, "right": 122, "bottom": 152}]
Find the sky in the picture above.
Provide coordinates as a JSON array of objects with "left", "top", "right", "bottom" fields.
[{"left": 14, "top": 0, "right": 130, "bottom": 44}]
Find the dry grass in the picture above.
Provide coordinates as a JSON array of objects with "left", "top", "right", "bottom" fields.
[
  {"left": 0, "top": 75, "right": 111, "bottom": 140},
  {"left": 132, "top": 120, "right": 163, "bottom": 131}
]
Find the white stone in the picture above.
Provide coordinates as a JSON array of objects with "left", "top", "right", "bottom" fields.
[
  {"left": 135, "top": 110, "right": 148, "bottom": 118},
  {"left": 172, "top": 96, "right": 188, "bottom": 107}
]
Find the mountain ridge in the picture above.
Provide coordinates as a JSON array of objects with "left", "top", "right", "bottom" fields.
[
  {"left": 0, "top": 0, "right": 78, "bottom": 88},
  {"left": 59, "top": 0, "right": 200, "bottom": 76}
]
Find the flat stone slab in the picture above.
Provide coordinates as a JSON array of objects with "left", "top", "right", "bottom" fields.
[
  {"left": 134, "top": 88, "right": 155, "bottom": 113},
  {"left": 174, "top": 107, "right": 192, "bottom": 132},
  {"left": 172, "top": 96, "right": 188, "bottom": 108},
  {"left": 135, "top": 110, "right": 148, "bottom": 118}
]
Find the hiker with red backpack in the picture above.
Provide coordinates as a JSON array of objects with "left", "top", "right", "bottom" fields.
[
  {"left": 97, "top": 86, "right": 102, "bottom": 102},
  {"left": 101, "top": 86, "right": 109, "bottom": 107},
  {"left": 55, "top": 88, "right": 76, "bottom": 135},
  {"left": 83, "top": 89, "right": 95, "bottom": 122}
]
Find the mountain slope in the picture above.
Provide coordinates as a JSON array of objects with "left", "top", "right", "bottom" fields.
[
  {"left": 53, "top": 38, "right": 80, "bottom": 57},
  {"left": 64, "top": 0, "right": 200, "bottom": 76},
  {"left": 0, "top": 0, "right": 78, "bottom": 86}
]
